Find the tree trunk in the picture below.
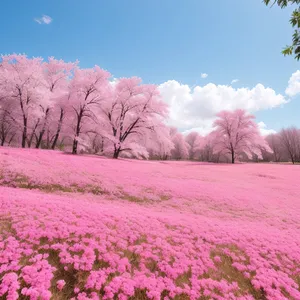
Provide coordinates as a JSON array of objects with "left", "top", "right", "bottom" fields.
[
  {"left": 291, "top": 156, "right": 295, "bottom": 164},
  {"left": 27, "top": 133, "right": 34, "bottom": 148},
  {"left": 8, "top": 134, "right": 15, "bottom": 146},
  {"left": 22, "top": 117, "right": 27, "bottom": 148},
  {"left": 27, "top": 120, "right": 40, "bottom": 148},
  {"left": 113, "top": 147, "right": 120, "bottom": 159},
  {"left": 231, "top": 151, "right": 235, "bottom": 164},
  {"left": 51, "top": 131, "right": 59, "bottom": 150},
  {"left": 46, "top": 130, "right": 51, "bottom": 149},
  {"left": 52, "top": 109, "right": 64, "bottom": 150},
  {"left": 36, "top": 108, "right": 49, "bottom": 149},
  {"left": 72, "top": 110, "right": 83, "bottom": 155},
  {"left": 0, "top": 126, "right": 6, "bottom": 146},
  {"left": 35, "top": 132, "right": 43, "bottom": 148},
  {"left": 113, "top": 150, "right": 119, "bottom": 159},
  {"left": 72, "top": 139, "right": 78, "bottom": 154}
]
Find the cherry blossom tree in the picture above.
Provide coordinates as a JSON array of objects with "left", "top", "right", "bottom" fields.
[
  {"left": 49, "top": 93, "right": 70, "bottom": 150},
  {"left": 138, "top": 123, "right": 174, "bottom": 160},
  {"left": 185, "top": 132, "right": 203, "bottom": 160},
  {"left": 69, "top": 66, "right": 110, "bottom": 154},
  {"left": 35, "top": 57, "right": 76, "bottom": 149},
  {"left": 0, "top": 54, "right": 47, "bottom": 148},
  {"left": 87, "top": 132, "right": 106, "bottom": 155},
  {"left": 211, "top": 109, "right": 271, "bottom": 163},
  {"left": 100, "top": 77, "right": 168, "bottom": 159},
  {"left": 199, "top": 133, "right": 220, "bottom": 162},
  {"left": 0, "top": 103, "right": 17, "bottom": 146},
  {"left": 279, "top": 127, "right": 300, "bottom": 164},
  {"left": 265, "top": 133, "right": 284, "bottom": 162},
  {"left": 170, "top": 128, "right": 189, "bottom": 160}
]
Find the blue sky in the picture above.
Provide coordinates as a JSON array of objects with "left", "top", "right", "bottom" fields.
[{"left": 0, "top": 0, "right": 299, "bottom": 133}]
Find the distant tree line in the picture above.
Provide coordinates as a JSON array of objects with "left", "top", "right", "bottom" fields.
[
  {"left": 181, "top": 126, "right": 300, "bottom": 165},
  {"left": 1, "top": 54, "right": 297, "bottom": 164},
  {"left": 263, "top": 128, "right": 300, "bottom": 164}
]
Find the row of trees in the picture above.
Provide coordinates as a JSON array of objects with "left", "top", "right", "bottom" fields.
[
  {"left": 0, "top": 54, "right": 297, "bottom": 164},
  {"left": 167, "top": 110, "right": 273, "bottom": 164},
  {"left": 264, "top": 128, "right": 300, "bottom": 164},
  {"left": 172, "top": 125, "right": 300, "bottom": 165},
  {"left": 0, "top": 55, "right": 170, "bottom": 159}
]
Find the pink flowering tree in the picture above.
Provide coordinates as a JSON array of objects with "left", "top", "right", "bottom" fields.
[
  {"left": 170, "top": 128, "right": 189, "bottom": 160},
  {"left": 0, "top": 102, "right": 17, "bottom": 146},
  {"left": 137, "top": 123, "right": 174, "bottom": 160},
  {"left": 47, "top": 92, "right": 71, "bottom": 150},
  {"left": 279, "top": 127, "right": 300, "bottom": 164},
  {"left": 69, "top": 66, "right": 111, "bottom": 154},
  {"left": 211, "top": 109, "right": 271, "bottom": 163},
  {"left": 100, "top": 77, "right": 168, "bottom": 159},
  {"left": 87, "top": 132, "right": 107, "bottom": 155},
  {"left": 265, "top": 133, "right": 284, "bottom": 162},
  {"left": 200, "top": 132, "right": 222, "bottom": 162},
  {"left": 35, "top": 57, "right": 76, "bottom": 149},
  {"left": 185, "top": 131, "right": 203, "bottom": 160},
  {"left": 0, "top": 54, "right": 47, "bottom": 148}
]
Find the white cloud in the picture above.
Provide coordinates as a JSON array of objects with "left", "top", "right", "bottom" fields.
[
  {"left": 158, "top": 80, "right": 287, "bottom": 135},
  {"left": 34, "top": 15, "right": 53, "bottom": 25},
  {"left": 285, "top": 70, "right": 300, "bottom": 97},
  {"left": 257, "top": 122, "right": 276, "bottom": 136},
  {"left": 182, "top": 122, "right": 215, "bottom": 136},
  {"left": 231, "top": 79, "right": 239, "bottom": 84},
  {"left": 201, "top": 73, "right": 208, "bottom": 79}
]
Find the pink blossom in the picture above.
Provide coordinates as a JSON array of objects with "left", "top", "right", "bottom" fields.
[
  {"left": 56, "top": 280, "right": 65, "bottom": 291},
  {"left": 0, "top": 147, "right": 300, "bottom": 299}
]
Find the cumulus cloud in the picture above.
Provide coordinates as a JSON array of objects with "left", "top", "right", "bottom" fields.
[
  {"left": 257, "top": 122, "right": 276, "bottom": 136},
  {"left": 158, "top": 80, "right": 287, "bottom": 135},
  {"left": 34, "top": 15, "right": 53, "bottom": 25},
  {"left": 201, "top": 73, "right": 208, "bottom": 79},
  {"left": 182, "top": 122, "right": 215, "bottom": 136},
  {"left": 285, "top": 70, "right": 300, "bottom": 97},
  {"left": 231, "top": 79, "right": 239, "bottom": 84}
]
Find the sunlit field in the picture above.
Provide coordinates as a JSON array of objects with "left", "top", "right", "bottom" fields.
[{"left": 1, "top": 147, "right": 300, "bottom": 300}]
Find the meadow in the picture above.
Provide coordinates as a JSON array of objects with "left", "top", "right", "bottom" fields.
[{"left": 0, "top": 147, "right": 300, "bottom": 300}]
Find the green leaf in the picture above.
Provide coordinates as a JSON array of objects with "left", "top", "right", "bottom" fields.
[
  {"left": 290, "top": 9, "right": 300, "bottom": 27},
  {"left": 264, "top": 1, "right": 300, "bottom": 60},
  {"left": 282, "top": 46, "right": 294, "bottom": 56}
]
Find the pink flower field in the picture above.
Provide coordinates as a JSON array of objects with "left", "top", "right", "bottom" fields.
[{"left": 1, "top": 147, "right": 300, "bottom": 300}]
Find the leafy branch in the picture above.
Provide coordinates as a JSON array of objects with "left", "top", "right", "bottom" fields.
[{"left": 264, "top": 0, "right": 300, "bottom": 60}]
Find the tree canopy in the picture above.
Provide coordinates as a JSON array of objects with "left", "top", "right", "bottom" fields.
[
  {"left": 211, "top": 109, "right": 271, "bottom": 163},
  {"left": 264, "top": 0, "right": 300, "bottom": 60}
]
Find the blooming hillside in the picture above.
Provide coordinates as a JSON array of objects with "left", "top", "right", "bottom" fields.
[{"left": 0, "top": 147, "right": 300, "bottom": 300}]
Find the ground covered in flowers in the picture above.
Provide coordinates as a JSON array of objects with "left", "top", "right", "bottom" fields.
[{"left": 0, "top": 148, "right": 300, "bottom": 300}]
